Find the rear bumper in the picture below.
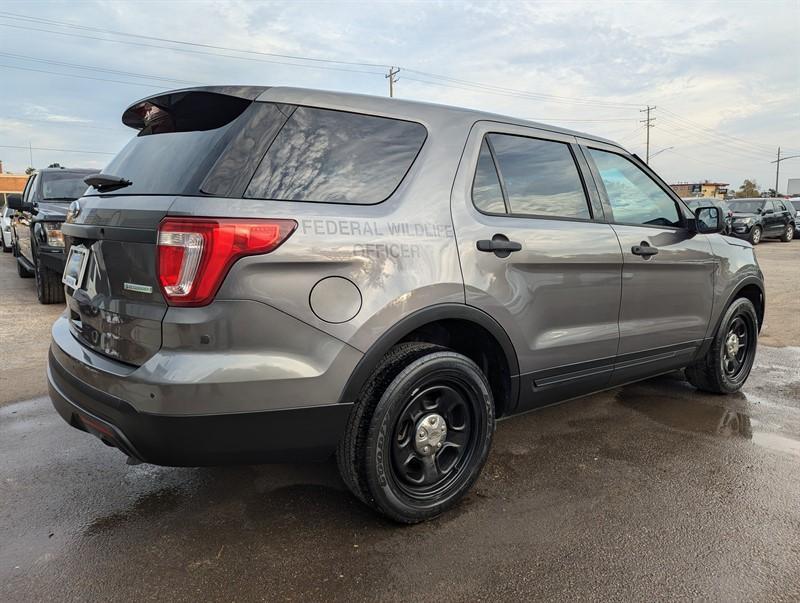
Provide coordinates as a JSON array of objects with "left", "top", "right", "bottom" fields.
[{"left": 48, "top": 348, "right": 352, "bottom": 465}]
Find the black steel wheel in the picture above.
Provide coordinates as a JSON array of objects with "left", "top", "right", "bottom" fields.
[
  {"left": 686, "top": 297, "right": 758, "bottom": 394},
  {"left": 338, "top": 342, "right": 494, "bottom": 523}
]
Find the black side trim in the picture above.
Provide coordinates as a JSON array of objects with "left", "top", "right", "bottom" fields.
[{"left": 339, "top": 303, "right": 520, "bottom": 405}]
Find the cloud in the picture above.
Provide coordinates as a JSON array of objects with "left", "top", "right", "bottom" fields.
[{"left": 23, "top": 104, "right": 92, "bottom": 124}]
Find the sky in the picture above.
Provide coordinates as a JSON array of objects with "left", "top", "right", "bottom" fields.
[{"left": 0, "top": 0, "right": 798, "bottom": 193}]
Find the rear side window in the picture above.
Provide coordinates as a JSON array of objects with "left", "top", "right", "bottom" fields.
[
  {"left": 472, "top": 139, "right": 506, "bottom": 213},
  {"left": 481, "top": 134, "right": 590, "bottom": 220},
  {"left": 244, "top": 107, "right": 426, "bottom": 204},
  {"left": 588, "top": 149, "right": 681, "bottom": 228}
]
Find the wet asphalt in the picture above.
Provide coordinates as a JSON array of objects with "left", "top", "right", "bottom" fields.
[{"left": 1, "top": 345, "right": 799, "bottom": 602}]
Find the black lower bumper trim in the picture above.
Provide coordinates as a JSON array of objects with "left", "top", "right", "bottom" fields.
[{"left": 48, "top": 350, "right": 352, "bottom": 466}]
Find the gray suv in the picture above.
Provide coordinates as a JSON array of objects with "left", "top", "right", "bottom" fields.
[{"left": 49, "top": 86, "right": 764, "bottom": 523}]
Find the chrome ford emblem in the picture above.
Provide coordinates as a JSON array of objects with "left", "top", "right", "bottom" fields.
[{"left": 67, "top": 200, "right": 81, "bottom": 221}]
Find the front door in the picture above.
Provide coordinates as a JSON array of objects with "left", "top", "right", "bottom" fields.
[
  {"left": 582, "top": 145, "right": 716, "bottom": 385},
  {"left": 451, "top": 123, "right": 623, "bottom": 412}
]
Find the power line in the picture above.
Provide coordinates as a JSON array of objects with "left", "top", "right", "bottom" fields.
[
  {"left": 0, "top": 51, "right": 203, "bottom": 86},
  {"left": 0, "top": 22, "right": 387, "bottom": 77},
  {"left": 0, "top": 62, "right": 167, "bottom": 89},
  {"left": 0, "top": 11, "right": 388, "bottom": 69},
  {"left": 0, "top": 144, "right": 115, "bottom": 155}
]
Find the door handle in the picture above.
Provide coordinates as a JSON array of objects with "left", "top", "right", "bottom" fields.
[
  {"left": 631, "top": 242, "right": 658, "bottom": 257},
  {"left": 477, "top": 235, "right": 522, "bottom": 258}
]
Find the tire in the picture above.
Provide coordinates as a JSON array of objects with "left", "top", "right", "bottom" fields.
[
  {"left": 16, "top": 257, "right": 33, "bottom": 278},
  {"left": 749, "top": 226, "right": 762, "bottom": 245},
  {"left": 35, "top": 255, "right": 65, "bottom": 304},
  {"left": 1, "top": 235, "right": 10, "bottom": 253},
  {"left": 685, "top": 297, "right": 758, "bottom": 394},
  {"left": 780, "top": 223, "right": 794, "bottom": 242},
  {"left": 337, "top": 342, "right": 495, "bottom": 523}
]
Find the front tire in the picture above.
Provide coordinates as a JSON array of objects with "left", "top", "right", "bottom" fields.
[
  {"left": 749, "top": 226, "right": 762, "bottom": 245},
  {"left": 338, "top": 342, "right": 494, "bottom": 523},
  {"left": 685, "top": 298, "right": 758, "bottom": 394},
  {"left": 780, "top": 223, "right": 794, "bottom": 242},
  {"left": 35, "top": 255, "right": 65, "bottom": 304}
]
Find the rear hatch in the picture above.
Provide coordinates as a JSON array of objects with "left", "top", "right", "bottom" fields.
[{"left": 62, "top": 86, "right": 289, "bottom": 366}]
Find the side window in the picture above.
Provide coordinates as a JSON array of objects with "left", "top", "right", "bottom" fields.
[
  {"left": 778, "top": 202, "right": 787, "bottom": 212},
  {"left": 24, "top": 174, "right": 38, "bottom": 204},
  {"left": 587, "top": 149, "right": 681, "bottom": 228},
  {"left": 245, "top": 107, "right": 427, "bottom": 204},
  {"left": 488, "top": 134, "right": 590, "bottom": 219},
  {"left": 471, "top": 139, "right": 506, "bottom": 214}
]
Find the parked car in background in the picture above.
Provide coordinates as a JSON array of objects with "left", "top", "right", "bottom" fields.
[
  {"left": 683, "top": 198, "right": 733, "bottom": 235},
  {"left": 788, "top": 198, "right": 800, "bottom": 237},
  {"left": 1, "top": 195, "right": 17, "bottom": 252},
  {"left": 727, "top": 197, "right": 795, "bottom": 244},
  {"left": 7, "top": 167, "right": 99, "bottom": 303}
]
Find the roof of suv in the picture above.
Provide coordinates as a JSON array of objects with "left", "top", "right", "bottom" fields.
[{"left": 123, "top": 85, "right": 622, "bottom": 149}]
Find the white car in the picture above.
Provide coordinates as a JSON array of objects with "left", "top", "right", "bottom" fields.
[{"left": 1, "top": 202, "right": 14, "bottom": 252}]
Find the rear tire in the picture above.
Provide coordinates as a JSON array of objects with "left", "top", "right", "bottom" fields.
[
  {"left": 35, "top": 255, "right": 65, "bottom": 304},
  {"left": 337, "top": 342, "right": 494, "bottom": 523},
  {"left": 685, "top": 297, "right": 758, "bottom": 394},
  {"left": 749, "top": 226, "right": 762, "bottom": 245},
  {"left": 780, "top": 224, "right": 794, "bottom": 242}
]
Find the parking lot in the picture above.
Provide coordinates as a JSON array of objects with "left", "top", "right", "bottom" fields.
[{"left": 1, "top": 240, "right": 799, "bottom": 601}]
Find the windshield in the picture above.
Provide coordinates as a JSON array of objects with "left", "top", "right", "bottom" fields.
[
  {"left": 729, "top": 200, "right": 764, "bottom": 213},
  {"left": 42, "top": 171, "right": 94, "bottom": 201}
]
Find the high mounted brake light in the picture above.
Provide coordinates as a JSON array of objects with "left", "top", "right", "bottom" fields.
[{"left": 157, "top": 217, "right": 297, "bottom": 307}]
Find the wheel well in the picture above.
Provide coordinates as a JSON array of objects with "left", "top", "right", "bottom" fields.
[
  {"left": 734, "top": 284, "right": 764, "bottom": 329},
  {"left": 398, "top": 319, "right": 513, "bottom": 418}
]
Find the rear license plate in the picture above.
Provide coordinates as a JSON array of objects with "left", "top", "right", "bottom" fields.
[{"left": 62, "top": 245, "right": 90, "bottom": 289}]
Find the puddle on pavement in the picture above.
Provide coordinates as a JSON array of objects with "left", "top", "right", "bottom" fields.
[{"left": 617, "top": 378, "right": 800, "bottom": 457}]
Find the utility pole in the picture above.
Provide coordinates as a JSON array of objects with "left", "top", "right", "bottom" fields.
[
  {"left": 386, "top": 66, "right": 400, "bottom": 98},
  {"left": 639, "top": 105, "right": 656, "bottom": 164},
  {"left": 28, "top": 141, "right": 33, "bottom": 168},
  {"left": 770, "top": 147, "right": 800, "bottom": 196}
]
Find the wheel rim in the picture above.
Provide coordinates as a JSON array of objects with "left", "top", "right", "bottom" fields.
[
  {"left": 787, "top": 226, "right": 793, "bottom": 240},
  {"left": 390, "top": 379, "right": 479, "bottom": 500},
  {"left": 721, "top": 313, "right": 755, "bottom": 381},
  {"left": 752, "top": 228, "right": 760, "bottom": 243}
]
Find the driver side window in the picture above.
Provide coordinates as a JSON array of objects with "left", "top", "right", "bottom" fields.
[{"left": 588, "top": 149, "right": 681, "bottom": 228}]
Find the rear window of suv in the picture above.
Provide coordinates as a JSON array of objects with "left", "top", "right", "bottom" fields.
[{"left": 244, "top": 107, "right": 426, "bottom": 205}]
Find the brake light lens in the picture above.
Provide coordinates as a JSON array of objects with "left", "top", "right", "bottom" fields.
[{"left": 157, "top": 217, "right": 297, "bottom": 306}]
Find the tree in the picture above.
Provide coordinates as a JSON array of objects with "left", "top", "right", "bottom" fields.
[
  {"left": 24, "top": 166, "right": 35, "bottom": 175},
  {"left": 736, "top": 179, "right": 759, "bottom": 198},
  {"left": 47, "top": 162, "right": 62, "bottom": 169}
]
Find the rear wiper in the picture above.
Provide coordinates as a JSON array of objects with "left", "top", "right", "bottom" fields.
[{"left": 85, "top": 173, "right": 132, "bottom": 193}]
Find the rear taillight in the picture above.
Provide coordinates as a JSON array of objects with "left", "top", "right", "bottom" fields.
[{"left": 157, "top": 217, "right": 297, "bottom": 306}]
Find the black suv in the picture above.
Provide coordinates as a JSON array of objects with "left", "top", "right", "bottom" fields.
[
  {"left": 728, "top": 198, "right": 795, "bottom": 244},
  {"left": 8, "top": 167, "right": 99, "bottom": 303}
]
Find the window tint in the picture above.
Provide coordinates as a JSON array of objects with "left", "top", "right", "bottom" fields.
[
  {"left": 487, "top": 134, "right": 589, "bottom": 219},
  {"left": 777, "top": 201, "right": 787, "bottom": 212},
  {"left": 588, "top": 149, "right": 681, "bottom": 227},
  {"left": 245, "top": 107, "right": 426, "bottom": 204},
  {"left": 472, "top": 139, "right": 506, "bottom": 213}
]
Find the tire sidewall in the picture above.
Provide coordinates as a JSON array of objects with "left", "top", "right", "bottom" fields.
[
  {"left": 750, "top": 226, "right": 761, "bottom": 244},
  {"left": 364, "top": 352, "right": 494, "bottom": 522},
  {"left": 714, "top": 298, "right": 758, "bottom": 392}
]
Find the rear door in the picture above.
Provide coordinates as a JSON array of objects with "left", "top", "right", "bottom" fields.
[
  {"left": 451, "top": 122, "right": 623, "bottom": 412},
  {"left": 581, "top": 143, "right": 716, "bottom": 384}
]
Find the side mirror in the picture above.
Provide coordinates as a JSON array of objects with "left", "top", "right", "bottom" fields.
[
  {"left": 693, "top": 206, "right": 724, "bottom": 234},
  {"left": 6, "top": 194, "right": 26, "bottom": 211}
]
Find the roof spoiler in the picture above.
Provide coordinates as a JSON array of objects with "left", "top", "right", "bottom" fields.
[{"left": 121, "top": 86, "right": 270, "bottom": 130}]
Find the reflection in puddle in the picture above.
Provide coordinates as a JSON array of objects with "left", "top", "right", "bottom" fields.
[
  {"left": 618, "top": 377, "right": 800, "bottom": 457},
  {"left": 619, "top": 383, "right": 752, "bottom": 439}
]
